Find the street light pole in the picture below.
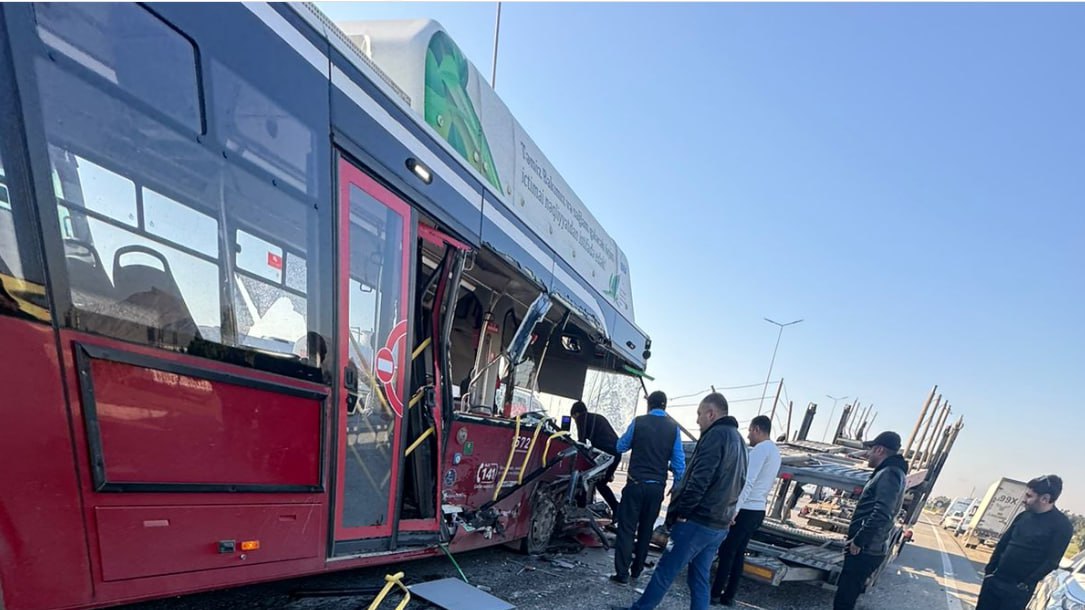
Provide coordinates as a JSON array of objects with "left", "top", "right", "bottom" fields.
[
  {"left": 822, "top": 394, "right": 849, "bottom": 442},
  {"left": 756, "top": 318, "right": 803, "bottom": 415},
  {"left": 490, "top": 2, "right": 503, "bottom": 89}
]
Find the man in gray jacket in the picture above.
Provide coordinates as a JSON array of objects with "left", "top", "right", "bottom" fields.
[{"left": 834, "top": 431, "right": 908, "bottom": 610}]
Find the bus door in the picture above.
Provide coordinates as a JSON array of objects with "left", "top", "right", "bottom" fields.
[
  {"left": 397, "top": 225, "right": 469, "bottom": 542},
  {"left": 333, "top": 158, "right": 412, "bottom": 554}
]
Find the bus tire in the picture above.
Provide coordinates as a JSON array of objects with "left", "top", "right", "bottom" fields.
[{"left": 520, "top": 489, "right": 557, "bottom": 555}]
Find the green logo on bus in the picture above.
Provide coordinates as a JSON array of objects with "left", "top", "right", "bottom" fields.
[{"left": 425, "top": 31, "right": 502, "bottom": 192}]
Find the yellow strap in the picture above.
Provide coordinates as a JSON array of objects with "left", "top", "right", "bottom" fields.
[
  {"left": 411, "top": 337, "right": 432, "bottom": 360},
  {"left": 405, "top": 427, "right": 434, "bottom": 457},
  {"left": 408, "top": 389, "right": 426, "bottom": 410},
  {"left": 518, "top": 422, "right": 546, "bottom": 484},
  {"left": 366, "top": 572, "right": 411, "bottom": 610},
  {"left": 543, "top": 431, "right": 570, "bottom": 463},
  {"left": 493, "top": 415, "right": 522, "bottom": 502}
]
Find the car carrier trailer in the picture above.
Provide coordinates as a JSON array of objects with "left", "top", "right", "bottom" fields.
[{"left": 738, "top": 387, "right": 964, "bottom": 591}]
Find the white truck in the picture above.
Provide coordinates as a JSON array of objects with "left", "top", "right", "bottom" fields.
[
  {"left": 961, "top": 477, "right": 1028, "bottom": 548},
  {"left": 941, "top": 496, "right": 974, "bottom": 530}
]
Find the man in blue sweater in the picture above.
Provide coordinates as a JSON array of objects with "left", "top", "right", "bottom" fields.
[{"left": 610, "top": 390, "right": 686, "bottom": 584}]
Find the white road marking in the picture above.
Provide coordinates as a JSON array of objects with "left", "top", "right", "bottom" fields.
[{"left": 930, "top": 523, "right": 966, "bottom": 610}]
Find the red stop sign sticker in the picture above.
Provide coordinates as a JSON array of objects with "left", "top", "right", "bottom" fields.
[
  {"left": 376, "top": 320, "right": 407, "bottom": 417},
  {"left": 375, "top": 347, "right": 395, "bottom": 385}
]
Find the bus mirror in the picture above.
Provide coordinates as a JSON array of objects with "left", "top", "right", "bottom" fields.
[{"left": 508, "top": 294, "right": 551, "bottom": 365}]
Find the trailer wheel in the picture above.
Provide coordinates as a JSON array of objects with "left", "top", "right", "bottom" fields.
[{"left": 520, "top": 489, "right": 557, "bottom": 555}]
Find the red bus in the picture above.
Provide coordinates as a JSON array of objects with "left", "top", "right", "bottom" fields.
[{"left": 0, "top": 4, "right": 651, "bottom": 609}]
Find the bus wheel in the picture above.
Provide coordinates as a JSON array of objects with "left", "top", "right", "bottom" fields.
[{"left": 520, "top": 489, "right": 557, "bottom": 555}]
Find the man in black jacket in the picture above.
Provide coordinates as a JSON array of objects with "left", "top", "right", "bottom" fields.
[
  {"left": 619, "top": 392, "right": 747, "bottom": 610},
  {"left": 571, "top": 400, "right": 621, "bottom": 517},
  {"left": 976, "top": 474, "right": 1073, "bottom": 610},
  {"left": 834, "top": 431, "right": 908, "bottom": 610}
]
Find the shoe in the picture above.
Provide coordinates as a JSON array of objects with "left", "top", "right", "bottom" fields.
[
  {"left": 609, "top": 574, "right": 630, "bottom": 585},
  {"left": 631, "top": 569, "right": 641, "bottom": 579},
  {"left": 710, "top": 596, "right": 721, "bottom": 605}
]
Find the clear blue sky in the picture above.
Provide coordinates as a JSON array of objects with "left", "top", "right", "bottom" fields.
[{"left": 317, "top": 2, "right": 1085, "bottom": 512}]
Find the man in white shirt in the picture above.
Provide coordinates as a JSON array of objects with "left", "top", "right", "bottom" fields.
[{"left": 709, "top": 415, "right": 782, "bottom": 606}]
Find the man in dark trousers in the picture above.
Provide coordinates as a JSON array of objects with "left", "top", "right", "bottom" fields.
[
  {"left": 617, "top": 392, "right": 747, "bottom": 610},
  {"left": 976, "top": 475, "right": 1073, "bottom": 610},
  {"left": 710, "top": 415, "right": 781, "bottom": 606},
  {"left": 610, "top": 390, "right": 686, "bottom": 584},
  {"left": 834, "top": 431, "right": 908, "bottom": 610},
  {"left": 570, "top": 400, "right": 621, "bottom": 517}
]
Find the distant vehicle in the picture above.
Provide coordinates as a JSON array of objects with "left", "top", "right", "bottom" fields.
[
  {"left": 941, "top": 496, "right": 974, "bottom": 529},
  {"left": 1028, "top": 550, "right": 1085, "bottom": 610},
  {"left": 942, "top": 510, "right": 966, "bottom": 530},
  {"left": 962, "top": 478, "right": 1028, "bottom": 548},
  {"left": 951, "top": 497, "right": 982, "bottom": 536}
]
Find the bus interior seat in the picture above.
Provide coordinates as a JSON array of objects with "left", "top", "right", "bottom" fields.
[
  {"left": 111, "top": 244, "right": 201, "bottom": 345},
  {"left": 64, "top": 239, "right": 116, "bottom": 308}
]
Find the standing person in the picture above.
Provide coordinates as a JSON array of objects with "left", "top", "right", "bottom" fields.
[
  {"left": 618, "top": 392, "right": 747, "bottom": 610},
  {"left": 610, "top": 391, "right": 686, "bottom": 584},
  {"left": 834, "top": 431, "right": 908, "bottom": 610},
  {"left": 976, "top": 475, "right": 1074, "bottom": 610},
  {"left": 710, "top": 415, "right": 781, "bottom": 606},
  {"left": 570, "top": 400, "right": 621, "bottom": 517}
]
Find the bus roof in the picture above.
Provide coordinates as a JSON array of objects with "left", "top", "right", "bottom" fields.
[{"left": 274, "top": 5, "right": 650, "bottom": 369}]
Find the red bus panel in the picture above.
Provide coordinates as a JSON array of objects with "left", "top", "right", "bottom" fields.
[
  {"left": 0, "top": 318, "right": 93, "bottom": 610},
  {"left": 95, "top": 503, "right": 322, "bottom": 581},
  {"left": 74, "top": 343, "right": 324, "bottom": 491}
]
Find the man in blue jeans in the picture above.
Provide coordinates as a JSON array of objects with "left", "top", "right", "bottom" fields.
[{"left": 615, "top": 392, "right": 748, "bottom": 610}]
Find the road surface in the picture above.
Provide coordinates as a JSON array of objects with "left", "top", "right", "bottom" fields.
[
  {"left": 121, "top": 514, "right": 986, "bottom": 610},
  {"left": 868, "top": 514, "right": 985, "bottom": 610}
]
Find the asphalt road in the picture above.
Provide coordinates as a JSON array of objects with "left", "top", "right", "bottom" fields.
[
  {"left": 119, "top": 512, "right": 989, "bottom": 610},
  {"left": 868, "top": 514, "right": 985, "bottom": 610}
]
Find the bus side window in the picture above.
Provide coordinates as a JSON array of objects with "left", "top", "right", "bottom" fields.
[
  {"left": 49, "top": 145, "right": 219, "bottom": 347},
  {"left": 33, "top": 2, "right": 202, "bottom": 133},
  {"left": 29, "top": 3, "right": 331, "bottom": 378},
  {"left": 210, "top": 58, "right": 323, "bottom": 361},
  {"left": 33, "top": 3, "right": 215, "bottom": 347},
  {"left": 233, "top": 227, "right": 307, "bottom": 357}
]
